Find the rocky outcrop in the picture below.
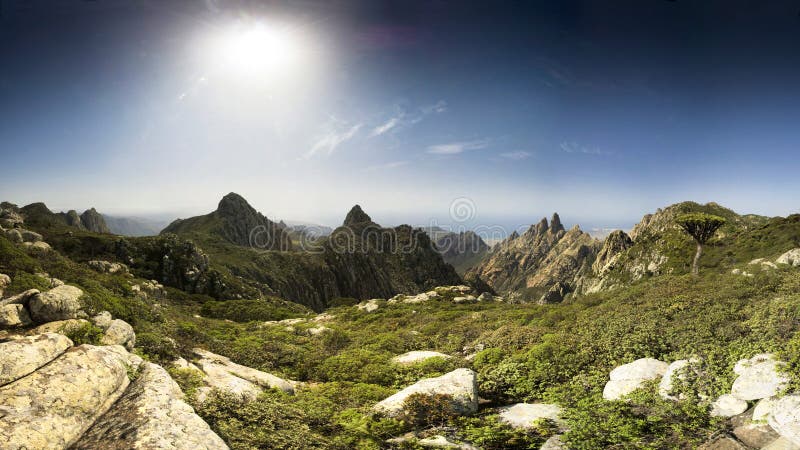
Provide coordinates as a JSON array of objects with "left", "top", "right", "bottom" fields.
[
  {"left": 0, "top": 333, "right": 72, "bottom": 386},
  {"left": 373, "top": 368, "right": 478, "bottom": 417},
  {"left": 469, "top": 214, "right": 600, "bottom": 302},
  {"left": 28, "top": 284, "right": 83, "bottom": 323},
  {"left": 711, "top": 394, "right": 749, "bottom": 417},
  {"left": 392, "top": 351, "right": 452, "bottom": 365},
  {"left": 427, "top": 228, "right": 490, "bottom": 275},
  {"left": 777, "top": 249, "right": 800, "bottom": 267},
  {"left": 592, "top": 230, "right": 633, "bottom": 274},
  {"left": 603, "top": 358, "right": 669, "bottom": 400},
  {"left": 74, "top": 362, "right": 229, "bottom": 450},
  {"left": 79, "top": 207, "right": 111, "bottom": 233},
  {"left": 0, "top": 345, "right": 132, "bottom": 449}
]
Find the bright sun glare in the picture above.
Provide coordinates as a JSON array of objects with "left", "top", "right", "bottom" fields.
[{"left": 207, "top": 20, "right": 311, "bottom": 83}]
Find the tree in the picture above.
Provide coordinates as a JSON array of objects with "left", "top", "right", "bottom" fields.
[{"left": 676, "top": 213, "right": 726, "bottom": 276}]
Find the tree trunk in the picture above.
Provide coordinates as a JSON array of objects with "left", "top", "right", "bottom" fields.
[{"left": 692, "top": 241, "right": 703, "bottom": 276}]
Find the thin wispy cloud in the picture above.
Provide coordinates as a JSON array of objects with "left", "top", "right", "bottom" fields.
[
  {"left": 499, "top": 151, "right": 532, "bottom": 160},
  {"left": 305, "top": 120, "right": 363, "bottom": 159},
  {"left": 370, "top": 117, "right": 400, "bottom": 137},
  {"left": 560, "top": 141, "right": 611, "bottom": 156},
  {"left": 427, "top": 139, "right": 489, "bottom": 155},
  {"left": 363, "top": 160, "right": 409, "bottom": 171}
]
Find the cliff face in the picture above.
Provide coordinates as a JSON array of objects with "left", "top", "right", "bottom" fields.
[{"left": 469, "top": 213, "right": 601, "bottom": 303}]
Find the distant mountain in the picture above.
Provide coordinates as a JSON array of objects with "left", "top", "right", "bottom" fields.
[
  {"left": 17, "top": 203, "right": 110, "bottom": 234},
  {"left": 469, "top": 213, "right": 600, "bottom": 303},
  {"left": 103, "top": 215, "right": 171, "bottom": 237},
  {"left": 155, "top": 194, "right": 461, "bottom": 310},
  {"left": 162, "top": 192, "right": 292, "bottom": 251},
  {"left": 422, "top": 227, "right": 490, "bottom": 275}
]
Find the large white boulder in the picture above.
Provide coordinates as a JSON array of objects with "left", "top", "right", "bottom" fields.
[
  {"left": 0, "top": 333, "right": 73, "bottom": 386},
  {"left": 28, "top": 285, "right": 84, "bottom": 324},
  {"left": 356, "top": 299, "right": 381, "bottom": 312},
  {"left": 603, "top": 358, "right": 669, "bottom": 400},
  {"left": 193, "top": 348, "right": 296, "bottom": 401},
  {"left": 658, "top": 359, "right": 690, "bottom": 400},
  {"left": 711, "top": 394, "right": 748, "bottom": 417},
  {"left": 373, "top": 368, "right": 478, "bottom": 417},
  {"left": 731, "top": 354, "right": 789, "bottom": 401},
  {"left": 73, "top": 362, "right": 229, "bottom": 450},
  {"left": 768, "top": 395, "right": 800, "bottom": 446},
  {"left": 392, "top": 351, "right": 452, "bottom": 365},
  {"left": 0, "top": 273, "right": 10, "bottom": 296},
  {"left": 777, "top": 249, "right": 800, "bottom": 267},
  {"left": 498, "top": 403, "right": 563, "bottom": 429}
]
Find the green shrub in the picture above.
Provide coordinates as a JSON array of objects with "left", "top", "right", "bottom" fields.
[
  {"left": 201, "top": 298, "right": 308, "bottom": 323},
  {"left": 64, "top": 322, "right": 105, "bottom": 345},
  {"left": 329, "top": 297, "right": 359, "bottom": 307},
  {"left": 167, "top": 366, "right": 206, "bottom": 399},
  {"left": 398, "top": 393, "right": 457, "bottom": 429},
  {"left": 135, "top": 332, "right": 179, "bottom": 363},
  {"left": 456, "top": 415, "right": 551, "bottom": 450}
]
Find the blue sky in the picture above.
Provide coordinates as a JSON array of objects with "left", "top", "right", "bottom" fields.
[{"left": 2, "top": 1, "right": 800, "bottom": 232}]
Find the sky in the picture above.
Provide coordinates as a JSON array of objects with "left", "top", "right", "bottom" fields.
[{"left": 2, "top": 0, "right": 800, "bottom": 233}]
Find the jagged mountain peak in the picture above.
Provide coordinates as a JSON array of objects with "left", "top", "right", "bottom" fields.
[
  {"left": 343, "top": 205, "right": 373, "bottom": 226},
  {"left": 217, "top": 192, "right": 255, "bottom": 216},
  {"left": 551, "top": 213, "right": 565, "bottom": 233},
  {"left": 80, "top": 208, "right": 110, "bottom": 233}
]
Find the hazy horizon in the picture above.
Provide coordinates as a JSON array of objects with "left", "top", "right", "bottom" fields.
[{"left": 3, "top": 1, "right": 800, "bottom": 230}]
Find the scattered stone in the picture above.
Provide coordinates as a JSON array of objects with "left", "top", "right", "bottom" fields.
[
  {"left": 0, "top": 333, "right": 73, "bottom": 386},
  {"left": 91, "top": 311, "right": 113, "bottom": 330},
  {"left": 497, "top": 403, "right": 563, "bottom": 429},
  {"left": 22, "top": 241, "right": 52, "bottom": 251},
  {"left": 0, "top": 304, "right": 32, "bottom": 327},
  {"left": 0, "top": 273, "right": 10, "bottom": 296},
  {"left": 307, "top": 325, "right": 330, "bottom": 336},
  {"left": 0, "top": 345, "right": 131, "bottom": 449},
  {"left": 392, "top": 351, "right": 452, "bottom": 365},
  {"left": 602, "top": 358, "right": 669, "bottom": 401},
  {"left": 4, "top": 229, "right": 23, "bottom": 243},
  {"left": 711, "top": 394, "right": 749, "bottom": 417},
  {"left": 417, "top": 435, "right": 478, "bottom": 449},
  {"left": 731, "top": 354, "right": 789, "bottom": 401},
  {"left": 373, "top": 368, "right": 478, "bottom": 417},
  {"left": 698, "top": 434, "right": 748, "bottom": 450},
  {"left": 777, "top": 249, "right": 800, "bottom": 267},
  {"left": 357, "top": 299, "right": 381, "bottom": 312},
  {"left": 453, "top": 295, "right": 477, "bottom": 304},
  {"left": 19, "top": 229, "right": 42, "bottom": 243},
  {"left": 100, "top": 319, "right": 136, "bottom": 350},
  {"left": 403, "top": 291, "right": 440, "bottom": 304},
  {"left": 733, "top": 421, "right": 780, "bottom": 448},
  {"left": 477, "top": 292, "right": 493, "bottom": 302},
  {"left": 540, "top": 435, "right": 567, "bottom": 450},
  {"left": 88, "top": 260, "right": 129, "bottom": 274},
  {"left": 73, "top": 362, "right": 229, "bottom": 450},
  {"left": 750, "top": 258, "right": 778, "bottom": 269},
  {"left": 28, "top": 285, "right": 84, "bottom": 323}
]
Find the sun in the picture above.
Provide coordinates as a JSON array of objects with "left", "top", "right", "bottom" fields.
[{"left": 207, "top": 20, "right": 310, "bottom": 82}]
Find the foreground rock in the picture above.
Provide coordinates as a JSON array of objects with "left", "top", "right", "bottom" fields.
[
  {"left": 374, "top": 368, "right": 478, "bottom": 417},
  {"left": 768, "top": 395, "right": 800, "bottom": 446},
  {"left": 74, "top": 362, "right": 228, "bottom": 450},
  {"left": 88, "top": 260, "right": 129, "bottom": 274},
  {"left": 392, "top": 351, "right": 452, "bottom": 365},
  {"left": 0, "top": 333, "right": 73, "bottom": 386},
  {"left": 603, "top": 358, "right": 669, "bottom": 400},
  {"left": 193, "top": 348, "right": 295, "bottom": 402},
  {"left": 731, "top": 354, "right": 789, "bottom": 401},
  {"left": 498, "top": 403, "right": 563, "bottom": 429},
  {"left": 0, "top": 345, "right": 131, "bottom": 448},
  {"left": 0, "top": 304, "right": 31, "bottom": 327},
  {"left": 28, "top": 284, "right": 84, "bottom": 323}
]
